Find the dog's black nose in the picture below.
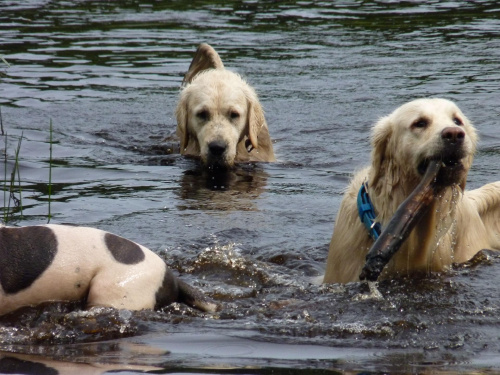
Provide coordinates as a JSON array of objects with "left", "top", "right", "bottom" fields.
[
  {"left": 441, "top": 127, "right": 465, "bottom": 144},
  {"left": 208, "top": 140, "right": 227, "bottom": 156}
]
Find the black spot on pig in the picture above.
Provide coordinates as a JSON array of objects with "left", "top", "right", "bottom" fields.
[
  {"left": 104, "top": 233, "right": 145, "bottom": 264},
  {"left": 0, "top": 226, "right": 58, "bottom": 294}
]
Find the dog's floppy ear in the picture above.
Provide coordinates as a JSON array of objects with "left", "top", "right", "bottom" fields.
[
  {"left": 175, "top": 92, "right": 190, "bottom": 152},
  {"left": 247, "top": 97, "right": 266, "bottom": 150},
  {"left": 369, "top": 115, "right": 393, "bottom": 185},
  {"left": 182, "top": 43, "right": 225, "bottom": 86}
]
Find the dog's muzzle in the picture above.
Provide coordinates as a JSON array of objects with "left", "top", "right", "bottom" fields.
[
  {"left": 208, "top": 140, "right": 227, "bottom": 157},
  {"left": 440, "top": 126, "right": 466, "bottom": 166},
  {"left": 418, "top": 126, "right": 467, "bottom": 177},
  {"left": 206, "top": 140, "right": 230, "bottom": 168}
]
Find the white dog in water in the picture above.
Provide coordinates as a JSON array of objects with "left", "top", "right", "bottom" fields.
[
  {"left": 324, "top": 98, "right": 500, "bottom": 283},
  {"left": 0, "top": 224, "right": 219, "bottom": 316},
  {"left": 176, "top": 43, "right": 275, "bottom": 168}
]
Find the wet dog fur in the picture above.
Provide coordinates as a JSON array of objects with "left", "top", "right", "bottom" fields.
[
  {"left": 324, "top": 98, "right": 500, "bottom": 283},
  {"left": 176, "top": 43, "right": 275, "bottom": 169}
]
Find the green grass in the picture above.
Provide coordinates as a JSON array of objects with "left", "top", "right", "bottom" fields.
[
  {"left": 0, "top": 56, "right": 10, "bottom": 69},
  {"left": 0, "top": 106, "right": 4, "bottom": 136},
  {"left": 48, "top": 119, "right": 53, "bottom": 223},
  {"left": 3, "top": 131, "right": 24, "bottom": 223},
  {"left": 1, "top": 56, "right": 54, "bottom": 225},
  {"left": 3, "top": 131, "right": 7, "bottom": 221},
  {"left": 1, "top": 115, "right": 55, "bottom": 225}
]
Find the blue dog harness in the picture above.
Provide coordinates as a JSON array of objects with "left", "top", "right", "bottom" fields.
[{"left": 357, "top": 182, "right": 382, "bottom": 240}]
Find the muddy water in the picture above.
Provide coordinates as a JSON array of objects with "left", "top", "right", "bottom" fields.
[{"left": 1, "top": 1, "right": 500, "bottom": 373}]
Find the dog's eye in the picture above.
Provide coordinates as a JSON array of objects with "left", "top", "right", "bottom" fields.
[
  {"left": 453, "top": 117, "right": 463, "bottom": 126},
  {"left": 196, "top": 110, "right": 210, "bottom": 121},
  {"left": 229, "top": 111, "right": 240, "bottom": 120},
  {"left": 412, "top": 118, "right": 429, "bottom": 129}
]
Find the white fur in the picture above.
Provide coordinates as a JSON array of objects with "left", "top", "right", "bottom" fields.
[
  {"left": 0, "top": 224, "right": 218, "bottom": 315},
  {"left": 324, "top": 98, "right": 500, "bottom": 283},
  {"left": 176, "top": 44, "right": 275, "bottom": 167}
]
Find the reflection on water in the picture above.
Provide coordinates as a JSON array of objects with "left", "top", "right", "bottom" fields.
[
  {"left": 1, "top": 0, "right": 500, "bottom": 373},
  {"left": 177, "top": 164, "right": 269, "bottom": 211},
  {"left": 2, "top": 254, "right": 500, "bottom": 373}
]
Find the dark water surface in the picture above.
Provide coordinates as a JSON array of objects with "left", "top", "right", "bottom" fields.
[{"left": 1, "top": 1, "right": 500, "bottom": 373}]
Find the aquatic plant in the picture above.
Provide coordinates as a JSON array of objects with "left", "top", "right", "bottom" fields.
[
  {"left": 48, "top": 119, "right": 53, "bottom": 223},
  {"left": 0, "top": 55, "right": 10, "bottom": 68},
  {"left": 1, "top": 53, "right": 54, "bottom": 223},
  {"left": 2, "top": 131, "right": 24, "bottom": 223},
  {"left": 0, "top": 106, "right": 4, "bottom": 136},
  {"left": 1, "top": 116, "right": 54, "bottom": 224},
  {"left": 0, "top": 55, "right": 10, "bottom": 84}
]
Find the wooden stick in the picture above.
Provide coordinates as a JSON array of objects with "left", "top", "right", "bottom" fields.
[{"left": 359, "top": 160, "right": 442, "bottom": 281}]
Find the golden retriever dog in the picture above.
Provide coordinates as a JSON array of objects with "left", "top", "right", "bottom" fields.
[
  {"left": 176, "top": 43, "right": 275, "bottom": 168},
  {"left": 324, "top": 98, "right": 500, "bottom": 283}
]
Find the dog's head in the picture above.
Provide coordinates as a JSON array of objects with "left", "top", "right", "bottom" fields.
[
  {"left": 176, "top": 69, "right": 266, "bottom": 169},
  {"left": 369, "top": 98, "right": 477, "bottom": 190}
]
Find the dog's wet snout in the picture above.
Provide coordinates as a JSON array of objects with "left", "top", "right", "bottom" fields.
[
  {"left": 441, "top": 127, "right": 465, "bottom": 144},
  {"left": 208, "top": 140, "right": 227, "bottom": 156}
]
